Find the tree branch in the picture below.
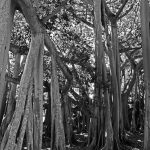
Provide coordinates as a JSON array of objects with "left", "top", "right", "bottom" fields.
[
  {"left": 10, "top": 44, "right": 28, "bottom": 55},
  {"left": 116, "top": 0, "right": 128, "bottom": 18},
  {"left": 103, "top": 0, "right": 116, "bottom": 19},
  {"left": 5, "top": 74, "right": 20, "bottom": 84},
  {"left": 119, "top": 46, "right": 141, "bottom": 53},
  {"left": 67, "top": 7, "right": 94, "bottom": 28},
  {"left": 42, "top": 0, "right": 68, "bottom": 24},
  {"left": 16, "top": 0, "right": 73, "bottom": 83},
  {"left": 80, "top": 0, "right": 93, "bottom": 6},
  {"left": 118, "top": 4, "right": 133, "bottom": 20}
]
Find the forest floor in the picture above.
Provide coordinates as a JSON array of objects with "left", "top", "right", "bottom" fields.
[
  {"left": 23, "top": 131, "right": 144, "bottom": 150},
  {"left": 124, "top": 131, "right": 143, "bottom": 150}
]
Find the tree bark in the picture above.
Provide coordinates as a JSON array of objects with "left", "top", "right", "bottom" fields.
[
  {"left": 0, "top": 0, "right": 15, "bottom": 125},
  {"left": 0, "top": 33, "right": 44, "bottom": 150},
  {"left": 102, "top": 57, "right": 113, "bottom": 150},
  {"left": 0, "top": 54, "right": 21, "bottom": 139},
  {"left": 87, "top": 0, "right": 105, "bottom": 149},
  {"left": 51, "top": 45, "right": 66, "bottom": 150},
  {"left": 33, "top": 33, "right": 44, "bottom": 150},
  {"left": 140, "top": 1, "right": 150, "bottom": 150}
]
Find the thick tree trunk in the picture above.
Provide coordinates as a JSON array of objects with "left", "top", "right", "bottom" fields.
[
  {"left": 109, "top": 21, "right": 124, "bottom": 149},
  {"left": 102, "top": 58, "right": 113, "bottom": 150},
  {"left": 0, "top": 33, "right": 44, "bottom": 150},
  {"left": 0, "top": 54, "right": 21, "bottom": 138},
  {"left": 87, "top": 1, "right": 105, "bottom": 150},
  {"left": 33, "top": 33, "right": 44, "bottom": 150},
  {"left": 108, "top": 32, "right": 120, "bottom": 149},
  {"left": 51, "top": 47, "right": 66, "bottom": 150},
  {"left": 26, "top": 92, "right": 34, "bottom": 150},
  {"left": 140, "top": 1, "right": 150, "bottom": 150},
  {"left": 0, "top": 0, "right": 15, "bottom": 125},
  {"left": 62, "top": 95, "right": 73, "bottom": 145}
]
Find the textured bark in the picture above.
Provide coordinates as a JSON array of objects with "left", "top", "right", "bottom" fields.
[
  {"left": 51, "top": 48, "right": 66, "bottom": 150},
  {"left": 26, "top": 94, "right": 34, "bottom": 150},
  {"left": 0, "top": 83, "right": 8, "bottom": 128},
  {"left": 0, "top": 0, "right": 15, "bottom": 125},
  {"left": 14, "top": 1, "right": 70, "bottom": 149},
  {"left": 104, "top": 16, "right": 120, "bottom": 149},
  {"left": 102, "top": 59, "right": 113, "bottom": 150},
  {"left": 0, "top": 33, "right": 44, "bottom": 150},
  {"left": 111, "top": 23, "right": 121, "bottom": 133},
  {"left": 62, "top": 95, "right": 73, "bottom": 145},
  {"left": 140, "top": 1, "right": 150, "bottom": 150},
  {"left": 0, "top": 54, "right": 21, "bottom": 138},
  {"left": 14, "top": 82, "right": 33, "bottom": 150},
  {"left": 108, "top": 21, "right": 122, "bottom": 149},
  {"left": 33, "top": 33, "right": 44, "bottom": 150},
  {"left": 87, "top": 0, "right": 104, "bottom": 149}
]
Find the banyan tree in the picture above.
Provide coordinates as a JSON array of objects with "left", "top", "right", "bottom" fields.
[{"left": 0, "top": 0, "right": 150, "bottom": 150}]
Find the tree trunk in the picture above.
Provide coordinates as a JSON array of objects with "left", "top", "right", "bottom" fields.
[
  {"left": 0, "top": 33, "right": 44, "bottom": 150},
  {"left": 110, "top": 20, "right": 124, "bottom": 148},
  {"left": 0, "top": 54, "right": 21, "bottom": 138},
  {"left": 51, "top": 47, "right": 66, "bottom": 150},
  {"left": 64, "top": 95, "right": 73, "bottom": 145},
  {"left": 32, "top": 33, "right": 44, "bottom": 150},
  {"left": 140, "top": 1, "right": 150, "bottom": 150},
  {"left": 102, "top": 57, "right": 113, "bottom": 150},
  {"left": 0, "top": 0, "right": 15, "bottom": 125},
  {"left": 87, "top": 0, "right": 104, "bottom": 149}
]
